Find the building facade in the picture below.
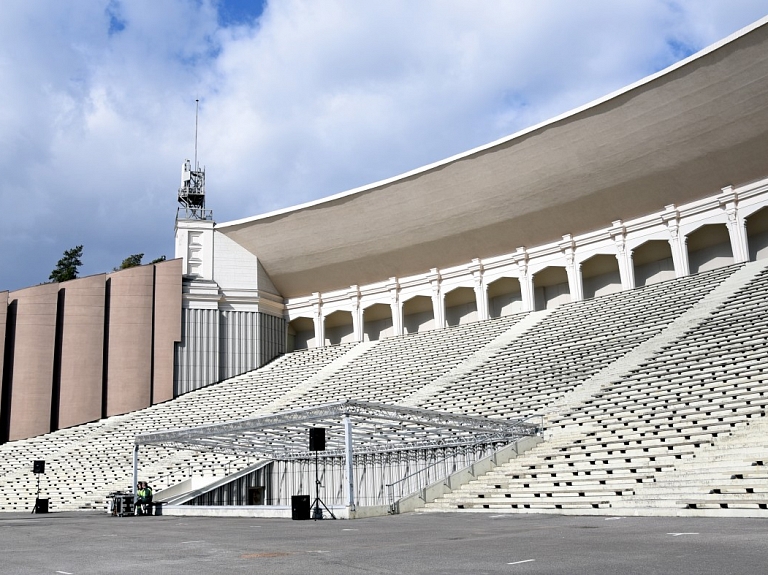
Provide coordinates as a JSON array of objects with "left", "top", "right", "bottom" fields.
[
  {"left": 175, "top": 16, "right": 768, "bottom": 389},
  {"left": 0, "top": 260, "right": 181, "bottom": 442}
]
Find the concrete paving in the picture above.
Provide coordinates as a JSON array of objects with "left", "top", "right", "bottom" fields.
[{"left": 1, "top": 511, "right": 766, "bottom": 574}]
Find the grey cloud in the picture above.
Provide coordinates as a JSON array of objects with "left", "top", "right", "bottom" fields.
[{"left": 2, "top": 0, "right": 767, "bottom": 291}]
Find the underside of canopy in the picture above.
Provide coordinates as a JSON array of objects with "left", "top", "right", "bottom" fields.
[
  {"left": 135, "top": 400, "right": 540, "bottom": 460},
  {"left": 217, "top": 17, "right": 768, "bottom": 298}
]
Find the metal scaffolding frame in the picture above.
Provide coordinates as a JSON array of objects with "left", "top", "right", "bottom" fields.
[{"left": 133, "top": 399, "right": 540, "bottom": 509}]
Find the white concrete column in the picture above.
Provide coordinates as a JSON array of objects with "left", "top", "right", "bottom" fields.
[
  {"left": 663, "top": 206, "right": 689, "bottom": 278},
  {"left": 344, "top": 415, "right": 355, "bottom": 510},
  {"left": 611, "top": 221, "right": 634, "bottom": 290},
  {"left": 726, "top": 207, "right": 750, "bottom": 263},
  {"left": 349, "top": 286, "right": 362, "bottom": 342},
  {"left": 428, "top": 269, "right": 444, "bottom": 328},
  {"left": 561, "top": 235, "right": 582, "bottom": 302},
  {"left": 388, "top": 278, "right": 403, "bottom": 336},
  {"left": 469, "top": 259, "right": 489, "bottom": 321},
  {"left": 617, "top": 247, "right": 636, "bottom": 291},
  {"left": 573, "top": 262, "right": 583, "bottom": 301},
  {"left": 520, "top": 272, "right": 534, "bottom": 312},
  {"left": 312, "top": 293, "right": 325, "bottom": 348},
  {"left": 720, "top": 187, "right": 749, "bottom": 263},
  {"left": 514, "top": 248, "right": 535, "bottom": 312}
]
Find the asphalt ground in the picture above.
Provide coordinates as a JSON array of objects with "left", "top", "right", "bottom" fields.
[{"left": 0, "top": 511, "right": 766, "bottom": 574}]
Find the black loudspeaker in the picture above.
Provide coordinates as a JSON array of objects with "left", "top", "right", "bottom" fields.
[
  {"left": 33, "top": 460, "right": 45, "bottom": 474},
  {"left": 308, "top": 427, "right": 326, "bottom": 452},
  {"left": 291, "top": 495, "right": 311, "bottom": 520}
]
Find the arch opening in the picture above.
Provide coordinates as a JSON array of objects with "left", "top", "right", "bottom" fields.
[
  {"left": 402, "top": 295, "right": 434, "bottom": 334},
  {"left": 632, "top": 240, "right": 674, "bottom": 286},
  {"left": 532, "top": 266, "right": 570, "bottom": 311},
  {"left": 324, "top": 310, "right": 354, "bottom": 345},
  {"left": 581, "top": 254, "right": 621, "bottom": 299},
  {"left": 287, "top": 317, "right": 314, "bottom": 351},
  {"left": 686, "top": 224, "right": 733, "bottom": 273},
  {"left": 487, "top": 277, "right": 522, "bottom": 318},
  {"left": 363, "top": 303, "right": 394, "bottom": 341},
  {"left": 444, "top": 286, "right": 477, "bottom": 327},
  {"left": 747, "top": 206, "right": 768, "bottom": 261}
]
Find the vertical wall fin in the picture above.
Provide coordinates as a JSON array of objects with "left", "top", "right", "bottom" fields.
[
  {"left": 50, "top": 288, "right": 65, "bottom": 433},
  {"left": 101, "top": 278, "right": 111, "bottom": 419},
  {"left": 1, "top": 296, "right": 14, "bottom": 444}
]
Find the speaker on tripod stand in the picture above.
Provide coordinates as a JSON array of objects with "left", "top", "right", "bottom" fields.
[
  {"left": 309, "top": 427, "right": 325, "bottom": 452},
  {"left": 309, "top": 428, "right": 335, "bottom": 520},
  {"left": 31, "top": 460, "right": 48, "bottom": 514}
]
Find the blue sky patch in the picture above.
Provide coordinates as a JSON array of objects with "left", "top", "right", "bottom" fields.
[
  {"left": 217, "top": 0, "right": 268, "bottom": 27},
  {"left": 106, "top": 0, "right": 126, "bottom": 36},
  {"left": 666, "top": 38, "right": 697, "bottom": 60}
]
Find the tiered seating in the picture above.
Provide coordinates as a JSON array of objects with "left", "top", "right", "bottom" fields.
[
  {"left": 286, "top": 313, "right": 525, "bottom": 408},
  {"left": 417, "top": 265, "right": 738, "bottom": 418},
  {"left": 425, "top": 263, "right": 768, "bottom": 516},
  {"left": 612, "top": 419, "right": 768, "bottom": 514},
  {"left": 0, "top": 343, "right": 356, "bottom": 511},
  {"left": 1, "top": 259, "right": 763, "bottom": 515}
]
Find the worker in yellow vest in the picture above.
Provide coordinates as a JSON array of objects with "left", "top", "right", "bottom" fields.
[{"left": 136, "top": 481, "right": 153, "bottom": 515}]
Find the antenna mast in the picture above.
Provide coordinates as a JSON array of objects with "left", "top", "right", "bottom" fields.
[{"left": 177, "top": 99, "right": 210, "bottom": 220}]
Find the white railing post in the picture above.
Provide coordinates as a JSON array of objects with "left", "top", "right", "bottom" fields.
[
  {"left": 344, "top": 415, "right": 355, "bottom": 510},
  {"left": 132, "top": 444, "right": 139, "bottom": 506}
]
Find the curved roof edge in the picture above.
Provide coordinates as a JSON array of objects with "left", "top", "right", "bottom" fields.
[{"left": 217, "top": 15, "right": 768, "bottom": 230}]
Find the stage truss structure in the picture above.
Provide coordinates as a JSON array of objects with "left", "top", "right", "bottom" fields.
[{"left": 133, "top": 399, "right": 541, "bottom": 509}]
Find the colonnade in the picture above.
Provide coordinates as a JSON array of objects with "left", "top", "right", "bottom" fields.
[{"left": 289, "top": 190, "right": 767, "bottom": 349}]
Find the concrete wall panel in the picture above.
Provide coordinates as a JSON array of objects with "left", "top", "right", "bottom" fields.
[
  {"left": 403, "top": 310, "right": 435, "bottom": 334},
  {"left": 583, "top": 271, "right": 622, "bottom": 299},
  {"left": 153, "top": 259, "right": 182, "bottom": 404},
  {"left": 7, "top": 283, "right": 58, "bottom": 440},
  {"left": 106, "top": 266, "right": 154, "bottom": 416},
  {"left": 58, "top": 275, "right": 105, "bottom": 429}
]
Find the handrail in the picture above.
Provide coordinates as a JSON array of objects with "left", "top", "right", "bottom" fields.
[
  {"left": 385, "top": 414, "right": 542, "bottom": 513},
  {"left": 149, "top": 454, "right": 253, "bottom": 490},
  {"left": 175, "top": 206, "right": 213, "bottom": 221}
]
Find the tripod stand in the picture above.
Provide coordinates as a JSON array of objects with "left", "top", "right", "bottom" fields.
[
  {"left": 310, "top": 450, "right": 336, "bottom": 520},
  {"left": 31, "top": 473, "right": 41, "bottom": 514}
]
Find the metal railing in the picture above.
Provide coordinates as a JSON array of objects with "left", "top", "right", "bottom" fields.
[
  {"left": 385, "top": 415, "right": 542, "bottom": 513},
  {"left": 386, "top": 451, "right": 468, "bottom": 512},
  {"left": 149, "top": 455, "right": 254, "bottom": 491},
  {"left": 175, "top": 206, "right": 213, "bottom": 221}
]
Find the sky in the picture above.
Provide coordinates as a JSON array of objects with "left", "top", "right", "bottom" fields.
[{"left": 2, "top": 0, "right": 768, "bottom": 292}]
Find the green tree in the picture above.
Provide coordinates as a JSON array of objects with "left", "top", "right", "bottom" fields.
[
  {"left": 49, "top": 245, "right": 83, "bottom": 283},
  {"left": 149, "top": 255, "right": 166, "bottom": 264},
  {"left": 114, "top": 253, "right": 144, "bottom": 271}
]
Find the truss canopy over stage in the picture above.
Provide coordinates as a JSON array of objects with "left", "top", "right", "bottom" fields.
[{"left": 134, "top": 400, "right": 540, "bottom": 460}]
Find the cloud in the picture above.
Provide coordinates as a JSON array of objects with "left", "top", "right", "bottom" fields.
[{"left": 1, "top": 0, "right": 767, "bottom": 291}]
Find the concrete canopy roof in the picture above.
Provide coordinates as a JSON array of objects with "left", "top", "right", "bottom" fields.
[{"left": 218, "top": 17, "right": 768, "bottom": 298}]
